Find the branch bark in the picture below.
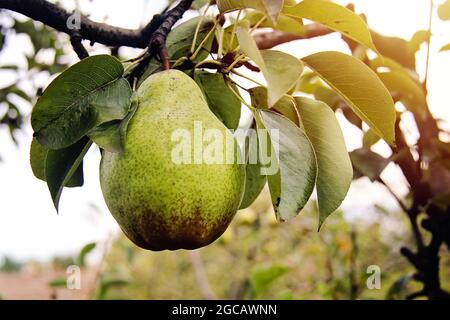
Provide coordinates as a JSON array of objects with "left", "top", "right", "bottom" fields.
[
  {"left": 254, "top": 23, "right": 333, "bottom": 49},
  {"left": 0, "top": 0, "right": 163, "bottom": 48},
  {"left": 69, "top": 30, "right": 89, "bottom": 60},
  {"left": 0, "top": 0, "right": 332, "bottom": 51}
]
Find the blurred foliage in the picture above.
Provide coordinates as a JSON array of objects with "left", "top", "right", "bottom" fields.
[
  {"left": 97, "top": 190, "right": 450, "bottom": 300},
  {"left": 0, "top": 255, "right": 23, "bottom": 273},
  {"left": 0, "top": 13, "right": 70, "bottom": 146}
]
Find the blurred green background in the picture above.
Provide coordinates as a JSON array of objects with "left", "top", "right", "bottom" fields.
[{"left": 2, "top": 189, "right": 448, "bottom": 300}]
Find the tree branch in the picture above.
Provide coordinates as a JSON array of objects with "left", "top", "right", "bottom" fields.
[
  {"left": 254, "top": 23, "right": 333, "bottom": 49},
  {"left": 0, "top": 0, "right": 163, "bottom": 48},
  {"left": 147, "top": 0, "right": 194, "bottom": 69},
  {"left": 69, "top": 30, "right": 89, "bottom": 60},
  {"left": 0, "top": 0, "right": 333, "bottom": 55},
  {"left": 127, "top": 0, "right": 194, "bottom": 79}
]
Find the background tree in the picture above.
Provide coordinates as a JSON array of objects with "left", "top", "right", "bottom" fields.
[{"left": 0, "top": 0, "right": 449, "bottom": 300}]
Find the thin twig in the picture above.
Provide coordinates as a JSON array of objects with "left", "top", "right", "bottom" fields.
[
  {"left": 377, "top": 178, "right": 409, "bottom": 214},
  {"left": 188, "top": 251, "right": 217, "bottom": 300},
  {"left": 0, "top": 0, "right": 163, "bottom": 48},
  {"left": 423, "top": 0, "right": 434, "bottom": 93},
  {"left": 70, "top": 30, "right": 89, "bottom": 59}
]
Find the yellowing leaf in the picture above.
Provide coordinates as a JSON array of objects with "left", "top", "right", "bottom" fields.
[
  {"left": 236, "top": 26, "right": 265, "bottom": 67},
  {"left": 217, "top": 0, "right": 283, "bottom": 24},
  {"left": 221, "top": 20, "right": 250, "bottom": 53},
  {"left": 295, "top": 97, "right": 352, "bottom": 227},
  {"left": 408, "top": 30, "right": 430, "bottom": 54},
  {"left": 362, "top": 128, "right": 381, "bottom": 148},
  {"left": 378, "top": 71, "right": 426, "bottom": 118},
  {"left": 438, "top": 0, "right": 450, "bottom": 21},
  {"left": 440, "top": 43, "right": 450, "bottom": 52},
  {"left": 236, "top": 27, "right": 304, "bottom": 106},
  {"left": 302, "top": 51, "right": 395, "bottom": 145},
  {"left": 262, "top": 50, "right": 304, "bottom": 106},
  {"left": 261, "top": 0, "right": 283, "bottom": 24},
  {"left": 244, "top": 11, "right": 305, "bottom": 36},
  {"left": 370, "top": 56, "right": 417, "bottom": 78},
  {"left": 371, "top": 32, "right": 415, "bottom": 70},
  {"left": 283, "top": 0, "right": 377, "bottom": 52}
]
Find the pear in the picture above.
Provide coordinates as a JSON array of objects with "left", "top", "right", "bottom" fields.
[{"left": 100, "top": 70, "right": 245, "bottom": 251}]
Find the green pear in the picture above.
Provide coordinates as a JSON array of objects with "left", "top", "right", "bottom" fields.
[{"left": 100, "top": 69, "right": 245, "bottom": 251}]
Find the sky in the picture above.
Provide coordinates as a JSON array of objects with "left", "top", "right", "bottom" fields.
[{"left": 0, "top": 0, "right": 449, "bottom": 261}]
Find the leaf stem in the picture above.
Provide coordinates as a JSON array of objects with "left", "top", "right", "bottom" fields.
[
  {"left": 195, "top": 59, "right": 223, "bottom": 69},
  {"left": 224, "top": 54, "right": 246, "bottom": 73},
  {"left": 229, "top": 9, "right": 242, "bottom": 51},
  {"left": 190, "top": 19, "right": 219, "bottom": 60},
  {"left": 226, "top": 80, "right": 254, "bottom": 110},
  {"left": 190, "top": 2, "right": 212, "bottom": 53},
  {"left": 231, "top": 69, "right": 266, "bottom": 88}
]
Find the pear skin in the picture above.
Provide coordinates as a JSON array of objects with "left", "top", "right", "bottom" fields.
[{"left": 100, "top": 70, "right": 245, "bottom": 250}]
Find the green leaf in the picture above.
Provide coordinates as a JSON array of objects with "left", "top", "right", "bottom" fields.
[
  {"left": 250, "top": 264, "right": 289, "bottom": 296},
  {"left": 31, "top": 55, "right": 131, "bottom": 150},
  {"left": 88, "top": 99, "right": 138, "bottom": 153},
  {"left": 218, "top": 0, "right": 284, "bottom": 24},
  {"left": 88, "top": 120, "right": 123, "bottom": 153},
  {"left": 283, "top": 0, "right": 377, "bottom": 52},
  {"left": 295, "top": 97, "right": 352, "bottom": 227},
  {"left": 167, "top": 16, "right": 215, "bottom": 61},
  {"left": 302, "top": 51, "right": 395, "bottom": 145},
  {"left": 48, "top": 278, "right": 67, "bottom": 288},
  {"left": 386, "top": 274, "right": 414, "bottom": 300},
  {"left": 249, "top": 86, "right": 300, "bottom": 126},
  {"left": 136, "top": 58, "right": 164, "bottom": 88},
  {"left": 77, "top": 242, "right": 96, "bottom": 267},
  {"left": 0, "top": 64, "right": 18, "bottom": 70},
  {"left": 10, "top": 87, "right": 31, "bottom": 102},
  {"left": 261, "top": 50, "right": 304, "bottom": 107},
  {"left": 30, "top": 138, "right": 84, "bottom": 187},
  {"left": 236, "top": 25, "right": 265, "bottom": 67},
  {"left": 192, "top": 0, "right": 209, "bottom": 10},
  {"left": 30, "top": 138, "right": 48, "bottom": 182},
  {"left": 258, "top": 110, "right": 317, "bottom": 221},
  {"left": 138, "top": 17, "right": 216, "bottom": 86},
  {"left": 350, "top": 148, "right": 390, "bottom": 182},
  {"left": 236, "top": 27, "right": 304, "bottom": 106},
  {"left": 239, "top": 128, "right": 266, "bottom": 209},
  {"left": 378, "top": 71, "right": 427, "bottom": 118},
  {"left": 46, "top": 137, "right": 93, "bottom": 211},
  {"left": 96, "top": 274, "right": 130, "bottom": 299},
  {"left": 194, "top": 70, "right": 241, "bottom": 130}
]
